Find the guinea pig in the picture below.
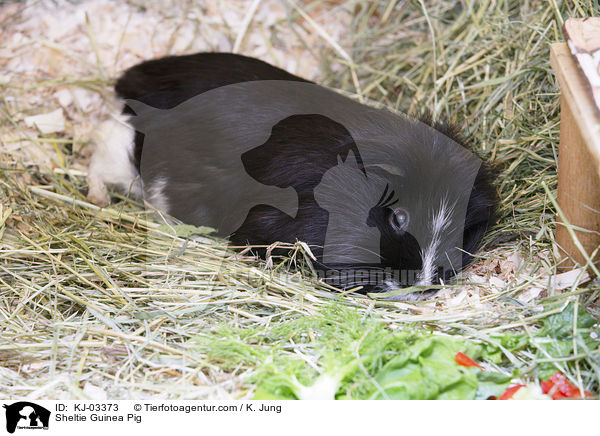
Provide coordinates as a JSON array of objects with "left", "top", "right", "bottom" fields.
[{"left": 87, "top": 53, "right": 498, "bottom": 298}]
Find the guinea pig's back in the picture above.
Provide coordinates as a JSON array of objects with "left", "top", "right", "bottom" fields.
[
  {"left": 115, "top": 52, "right": 310, "bottom": 108},
  {"left": 114, "top": 53, "right": 311, "bottom": 171}
]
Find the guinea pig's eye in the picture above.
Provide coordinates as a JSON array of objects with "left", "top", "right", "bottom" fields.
[{"left": 388, "top": 208, "right": 409, "bottom": 233}]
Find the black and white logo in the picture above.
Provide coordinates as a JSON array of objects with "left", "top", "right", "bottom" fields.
[{"left": 3, "top": 402, "right": 50, "bottom": 434}]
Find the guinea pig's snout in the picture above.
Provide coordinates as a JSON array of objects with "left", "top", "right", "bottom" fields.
[{"left": 363, "top": 203, "right": 425, "bottom": 289}]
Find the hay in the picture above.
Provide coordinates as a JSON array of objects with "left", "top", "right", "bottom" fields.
[{"left": 0, "top": 0, "right": 599, "bottom": 399}]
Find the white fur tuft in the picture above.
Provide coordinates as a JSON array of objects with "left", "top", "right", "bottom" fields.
[
  {"left": 87, "top": 112, "right": 142, "bottom": 206},
  {"left": 416, "top": 198, "right": 454, "bottom": 286},
  {"left": 145, "top": 177, "right": 170, "bottom": 214}
]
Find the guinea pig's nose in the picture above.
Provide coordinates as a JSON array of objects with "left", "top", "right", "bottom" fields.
[
  {"left": 441, "top": 267, "right": 456, "bottom": 283},
  {"left": 429, "top": 266, "right": 454, "bottom": 285}
]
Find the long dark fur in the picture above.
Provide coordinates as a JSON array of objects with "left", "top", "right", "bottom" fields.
[
  {"left": 116, "top": 53, "right": 309, "bottom": 169},
  {"left": 412, "top": 109, "right": 499, "bottom": 274},
  {"left": 114, "top": 52, "right": 499, "bottom": 289}
]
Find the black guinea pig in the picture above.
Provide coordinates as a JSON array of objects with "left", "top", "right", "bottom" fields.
[{"left": 87, "top": 53, "right": 498, "bottom": 298}]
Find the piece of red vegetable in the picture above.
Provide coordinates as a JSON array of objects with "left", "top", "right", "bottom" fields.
[
  {"left": 454, "top": 352, "right": 482, "bottom": 370},
  {"left": 498, "top": 384, "right": 525, "bottom": 400},
  {"left": 541, "top": 372, "right": 592, "bottom": 400}
]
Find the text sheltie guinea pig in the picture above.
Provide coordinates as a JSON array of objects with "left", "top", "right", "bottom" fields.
[{"left": 87, "top": 53, "right": 498, "bottom": 298}]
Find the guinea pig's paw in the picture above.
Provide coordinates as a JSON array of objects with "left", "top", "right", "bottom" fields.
[
  {"left": 85, "top": 114, "right": 138, "bottom": 208},
  {"left": 86, "top": 176, "right": 110, "bottom": 207}
]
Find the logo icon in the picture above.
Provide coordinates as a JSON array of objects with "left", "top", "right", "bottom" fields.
[{"left": 3, "top": 402, "right": 50, "bottom": 434}]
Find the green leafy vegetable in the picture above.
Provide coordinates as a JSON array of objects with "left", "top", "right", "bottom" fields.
[{"left": 190, "top": 301, "right": 598, "bottom": 399}]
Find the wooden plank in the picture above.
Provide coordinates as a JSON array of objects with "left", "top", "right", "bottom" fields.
[
  {"left": 550, "top": 42, "right": 600, "bottom": 270},
  {"left": 563, "top": 18, "right": 600, "bottom": 115},
  {"left": 550, "top": 43, "right": 600, "bottom": 179},
  {"left": 555, "top": 94, "right": 600, "bottom": 269}
]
